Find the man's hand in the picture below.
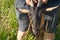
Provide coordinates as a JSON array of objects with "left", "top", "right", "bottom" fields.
[
  {"left": 26, "top": 0, "right": 31, "bottom": 5},
  {"left": 26, "top": 0, "right": 48, "bottom": 6},
  {"left": 26, "top": 0, "right": 37, "bottom": 6}
]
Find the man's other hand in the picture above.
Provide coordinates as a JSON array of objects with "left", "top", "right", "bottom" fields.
[{"left": 42, "top": 0, "right": 48, "bottom": 4}]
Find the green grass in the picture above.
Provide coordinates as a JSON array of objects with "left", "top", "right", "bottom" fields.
[
  {"left": 0, "top": 0, "right": 60, "bottom": 40},
  {"left": 55, "top": 20, "right": 60, "bottom": 40}
]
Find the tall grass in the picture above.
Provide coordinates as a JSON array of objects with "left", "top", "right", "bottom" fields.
[
  {"left": 0, "top": 0, "right": 60, "bottom": 40},
  {"left": 0, "top": 0, "right": 34, "bottom": 40},
  {"left": 0, "top": 0, "right": 18, "bottom": 40}
]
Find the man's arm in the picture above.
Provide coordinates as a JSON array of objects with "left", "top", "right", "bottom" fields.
[{"left": 18, "top": 0, "right": 48, "bottom": 13}]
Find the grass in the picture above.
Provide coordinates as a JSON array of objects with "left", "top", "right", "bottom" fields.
[{"left": 0, "top": 0, "right": 60, "bottom": 40}]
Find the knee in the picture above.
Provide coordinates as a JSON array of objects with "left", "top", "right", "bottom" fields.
[
  {"left": 17, "top": 30, "right": 26, "bottom": 40},
  {"left": 43, "top": 32, "right": 55, "bottom": 40}
]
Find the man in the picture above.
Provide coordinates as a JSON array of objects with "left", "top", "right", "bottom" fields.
[{"left": 14, "top": 0, "right": 60, "bottom": 40}]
